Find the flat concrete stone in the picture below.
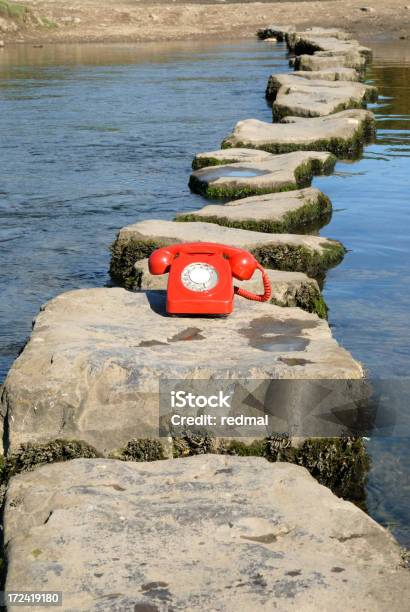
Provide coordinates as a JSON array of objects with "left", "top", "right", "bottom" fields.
[
  {"left": 0, "top": 288, "right": 362, "bottom": 454},
  {"left": 176, "top": 187, "right": 331, "bottom": 234},
  {"left": 133, "top": 257, "right": 327, "bottom": 317},
  {"left": 189, "top": 150, "right": 335, "bottom": 199},
  {"left": 292, "top": 67, "right": 360, "bottom": 81},
  {"left": 288, "top": 27, "right": 353, "bottom": 42},
  {"left": 5, "top": 455, "right": 410, "bottom": 611},
  {"left": 295, "top": 52, "right": 366, "bottom": 72},
  {"left": 287, "top": 32, "right": 370, "bottom": 59},
  {"left": 110, "top": 219, "right": 346, "bottom": 286},
  {"left": 266, "top": 72, "right": 373, "bottom": 101},
  {"left": 269, "top": 74, "right": 377, "bottom": 120},
  {"left": 192, "top": 147, "right": 275, "bottom": 170},
  {"left": 222, "top": 109, "right": 375, "bottom": 158}
]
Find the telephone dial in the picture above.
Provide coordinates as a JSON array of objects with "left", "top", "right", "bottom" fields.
[{"left": 148, "top": 242, "right": 271, "bottom": 315}]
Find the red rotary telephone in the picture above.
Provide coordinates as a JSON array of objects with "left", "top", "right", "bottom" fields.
[{"left": 148, "top": 242, "right": 271, "bottom": 315}]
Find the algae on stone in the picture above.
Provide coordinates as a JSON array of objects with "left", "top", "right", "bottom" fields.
[
  {"left": 268, "top": 75, "right": 378, "bottom": 120},
  {"left": 0, "top": 439, "right": 100, "bottom": 485},
  {"left": 189, "top": 151, "right": 335, "bottom": 200},
  {"left": 110, "top": 219, "right": 345, "bottom": 287},
  {"left": 192, "top": 148, "right": 274, "bottom": 171},
  {"left": 222, "top": 110, "right": 375, "bottom": 159},
  {"left": 176, "top": 187, "right": 332, "bottom": 235}
]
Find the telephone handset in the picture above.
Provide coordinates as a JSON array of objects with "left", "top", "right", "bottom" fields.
[{"left": 148, "top": 242, "right": 271, "bottom": 315}]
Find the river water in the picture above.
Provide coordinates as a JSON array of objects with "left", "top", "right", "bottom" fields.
[{"left": 0, "top": 38, "right": 409, "bottom": 545}]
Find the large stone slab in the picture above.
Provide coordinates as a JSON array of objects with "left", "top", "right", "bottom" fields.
[
  {"left": 258, "top": 26, "right": 352, "bottom": 43},
  {"left": 287, "top": 32, "right": 371, "bottom": 59},
  {"left": 0, "top": 288, "right": 362, "bottom": 455},
  {"left": 295, "top": 52, "right": 366, "bottom": 72},
  {"left": 287, "top": 27, "right": 353, "bottom": 42},
  {"left": 269, "top": 75, "right": 377, "bottom": 120},
  {"left": 189, "top": 150, "right": 335, "bottom": 199},
  {"left": 292, "top": 67, "right": 360, "bottom": 82},
  {"left": 133, "top": 257, "right": 327, "bottom": 318},
  {"left": 222, "top": 109, "right": 375, "bottom": 158},
  {"left": 192, "top": 147, "right": 275, "bottom": 170},
  {"left": 109, "top": 219, "right": 346, "bottom": 287},
  {"left": 266, "top": 72, "right": 376, "bottom": 103},
  {"left": 176, "top": 187, "right": 331, "bottom": 234},
  {"left": 4, "top": 455, "right": 410, "bottom": 611}
]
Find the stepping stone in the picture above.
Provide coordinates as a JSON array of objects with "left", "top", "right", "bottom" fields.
[
  {"left": 0, "top": 288, "right": 362, "bottom": 455},
  {"left": 109, "top": 219, "right": 345, "bottom": 287},
  {"left": 257, "top": 25, "right": 352, "bottom": 42},
  {"left": 192, "top": 147, "right": 274, "bottom": 170},
  {"left": 133, "top": 257, "right": 327, "bottom": 318},
  {"left": 295, "top": 51, "right": 366, "bottom": 72},
  {"left": 188, "top": 150, "right": 335, "bottom": 200},
  {"left": 288, "top": 27, "right": 354, "bottom": 41},
  {"left": 287, "top": 32, "right": 371, "bottom": 59},
  {"left": 266, "top": 72, "right": 372, "bottom": 101},
  {"left": 221, "top": 109, "right": 375, "bottom": 158},
  {"left": 269, "top": 74, "right": 377, "bottom": 120},
  {"left": 292, "top": 67, "right": 360, "bottom": 81},
  {"left": 176, "top": 187, "right": 331, "bottom": 234},
  {"left": 6, "top": 455, "right": 410, "bottom": 611}
]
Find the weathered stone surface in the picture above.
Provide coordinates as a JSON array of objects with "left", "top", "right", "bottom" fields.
[
  {"left": 133, "top": 257, "right": 327, "bottom": 317},
  {"left": 0, "top": 288, "right": 362, "bottom": 454},
  {"left": 266, "top": 72, "right": 375, "bottom": 102},
  {"left": 189, "top": 150, "right": 335, "bottom": 199},
  {"left": 295, "top": 52, "right": 366, "bottom": 72},
  {"left": 287, "top": 32, "right": 370, "bottom": 59},
  {"left": 288, "top": 27, "right": 353, "bottom": 42},
  {"left": 176, "top": 187, "right": 331, "bottom": 234},
  {"left": 292, "top": 67, "right": 360, "bottom": 81},
  {"left": 222, "top": 109, "right": 375, "bottom": 158},
  {"left": 110, "top": 219, "right": 346, "bottom": 286},
  {"left": 269, "top": 74, "right": 377, "bottom": 120},
  {"left": 192, "top": 147, "right": 275, "bottom": 170},
  {"left": 4, "top": 455, "right": 410, "bottom": 611}
]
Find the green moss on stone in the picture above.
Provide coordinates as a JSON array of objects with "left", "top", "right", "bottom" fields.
[
  {"left": 0, "top": 439, "right": 100, "bottom": 485},
  {"left": 109, "top": 234, "right": 345, "bottom": 289},
  {"left": 189, "top": 155, "right": 336, "bottom": 201},
  {"left": 222, "top": 115, "right": 375, "bottom": 160},
  {"left": 110, "top": 438, "right": 166, "bottom": 462},
  {"left": 272, "top": 97, "right": 373, "bottom": 123},
  {"left": 218, "top": 439, "right": 266, "bottom": 456},
  {"left": 265, "top": 436, "right": 369, "bottom": 506},
  {"left": 189, "top": 174, "right": 296, "bottom": 201},
  {"left": 192, "top": 156, "right": 241, "bottom": 171},
  {"left": 109, "top": 237, "right": 167, "bottom": 289},
  {"left": 176, "top": 193, "right": 332, "bottom": 235},
  {"left": 293, "top": 283, "right": 328, "bottom": 319},
  {"left": 219, "top": 435, "right": 368, "bottom": 505},
  {"left": 172, "top": 433, "right": 368, "bottom": 504},
  {"left": 172, "top": 430, "right": 217, "bottom": 457},
  {"left": 251, "top": 240, "right": 345, "bottom": 279}
]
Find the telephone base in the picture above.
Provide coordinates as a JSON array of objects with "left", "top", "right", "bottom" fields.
[{"left": 166, "top": 298, "right": 233, "bottom": 316}]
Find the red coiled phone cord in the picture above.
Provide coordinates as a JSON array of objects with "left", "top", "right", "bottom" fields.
[{"left": 234, "top": 264, "right": 272, "bottom": 302}]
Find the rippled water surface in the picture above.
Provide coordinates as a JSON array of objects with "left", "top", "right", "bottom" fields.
[{"left": 0, "top": 39, "right": 409, "bottom": 544}]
